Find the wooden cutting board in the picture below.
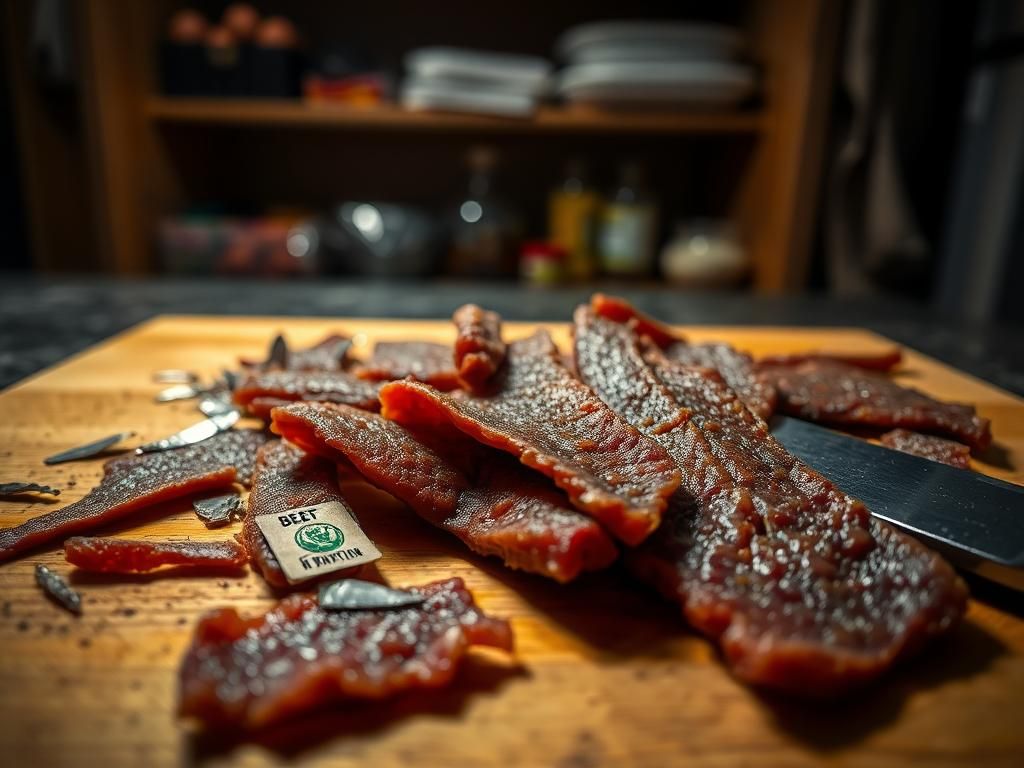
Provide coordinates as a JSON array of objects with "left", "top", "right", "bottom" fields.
[{"left": 1, "top": 316, "right": 1022, "bottom": 768}]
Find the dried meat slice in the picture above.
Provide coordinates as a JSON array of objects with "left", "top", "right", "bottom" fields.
[
  {"left": 241, "top": 333, "right": 352, "bottom": 372},
  {"left": 758, "top": 348, "right": 903, "bottom": 371},
  {"left": 574, "top": 306, "right": 967, "bottom": 695},
  {"left": 590, "top": 295, "right": 774, "bottom": 419},
  {"left": 233, "top": 370, "right": 381, "bottom": 416},
  {"left": 379, "top": 330, "right": 679, "bottom": 545},
  {"left": 177, "top": 577, "right": 513, "bottom": 727},
  {"left": 356, "top": 341, "right": 461, "bottom": 391},
  {"left": 662, "top": 342, "right": 777, "bottom": 421},
  {"left": 0, "top": 430, "right": 268, "bottom": 564},
  {"left": 879, "top": 429, "right": 971, "bottom": 469},
  {"left": 242, "top": 439, "right": 353, "bottom": 588},
  {"left": 453, "top": 304, "right": 506, "bottom": 391},
  {"left": 759, "top": 360, "right": 992, "bottom": 451},
  {"left": 64, "top": 536, "right": 247, "bottom": 573},
  {"left": 272, "top": 402, "right": 618, "bottom": 582},
  {"left": 591, "top": 293, "right": 682, "bottom": 349}
]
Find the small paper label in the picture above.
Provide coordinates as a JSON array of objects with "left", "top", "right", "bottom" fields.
[{"left": 254, "top": 500, "right": 381, "bottom": 585}]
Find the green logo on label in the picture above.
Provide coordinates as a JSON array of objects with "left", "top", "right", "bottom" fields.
[{"left": 294, "top": 523, "right": 345, "bottom": 553}]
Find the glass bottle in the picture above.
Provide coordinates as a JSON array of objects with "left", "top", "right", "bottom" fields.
[
  {"left": 447, "top": 146, "right": 522, "bottom": 278},
  {"left": 597, "top": 162, "right": 658, "bottom": 278},
  {"left": 548, "top": 159, "right": 600, "bottom": 281}
]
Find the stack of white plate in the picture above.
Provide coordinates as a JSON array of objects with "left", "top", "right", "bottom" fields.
[
  {"left": 401, "top": 47, "right": 552, "bottom": 117},
  {"left": 555, "top": 21, "right": 754, "bottom": 109}
]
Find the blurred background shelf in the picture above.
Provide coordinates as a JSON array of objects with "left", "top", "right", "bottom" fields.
[
  {"left": 6, "top": 0, "right": 838, "bottom": 294},
  {"left": 146, "top": 97, "right": 767, "bottom": 135}
]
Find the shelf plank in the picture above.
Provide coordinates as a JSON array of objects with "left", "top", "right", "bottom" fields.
[{"left": 146, "top": 97, "right": 764, "bottom": 135}]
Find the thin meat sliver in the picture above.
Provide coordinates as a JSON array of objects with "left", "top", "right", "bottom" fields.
[
  {"left": 379, "top": 330, "right": 679, "bottom": 545},
  {"left": 177, "top": 577, "right": 513, "bottom": 727},
  {"left": 272, "top": 402, "right": 618, "bottom": 582},
  {"left": 574, "top": 305, "right": 966, "bottom": 695}
]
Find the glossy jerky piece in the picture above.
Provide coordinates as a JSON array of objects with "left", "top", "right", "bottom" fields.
[
  {"left": 233, "top": 370, "right": 381, "bottom": 415},
  {"left": 272, "top": 402, "right": 618, "bottom": 582},
  {"left": 0, "top": 482, "right": 60, "bottom": 497},
  {"left": 590, "top": 294, "right": 776, "bottom": 420},
  {"left": 880, "top": 429, "right": 971, "bottom": 469},
  {"left": 241, "top": 333, "right": 352, "bottom": 372},
  {"left": 193, "top": 493, "right": 244, "bottom": 527},
  {"left": 0, "top": 430, "right": 268, "bottom": 563},
  {"left": 245, "top": 397, "right": 294, "bottom": 420},
  {"left": 379, "top": 330, "right": 679, "bottom": 545},
  {"left": 35, "top": 564, "right": 82, "bottom": 615},
  {"left": 356, "top": 341, "right": 461, "bottom": 391},
  {"left": 453, "top": 304, "right": 506, "bottom": 391},
  {"left": 177, "top": 576, "right": 514, "bottom": 727},
  {"left": 573, "top": 306, "right": 967, "bottom": 695},
  {"left": 241, "top": 439, "right": 351, "bottom": 589},
  {"left": 64, "top": 536, "right": 247, "bottom": 573},
  {"left": 760, "top": 360, "right": 992, "bottom": 451},
  {"left": 663, "top": 341, "right": 777, "bottom": 421},
  {"left": 757, "top": 348, "right": 903, "bottom": 371},
  {"left": 281, "top": 334, "right": 352, "bottom": 372},
  {"left": 591, "top": 293, "right": 682, "bottom": 349}
]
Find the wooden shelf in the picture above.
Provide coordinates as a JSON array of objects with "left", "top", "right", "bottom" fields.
[{"left": 146, "top": 97, "right": 765, "bottom": 135}]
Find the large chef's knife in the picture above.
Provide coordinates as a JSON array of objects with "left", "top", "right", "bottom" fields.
[{"left": 772, "top": 416, "right": 1024, "bottom": 591}]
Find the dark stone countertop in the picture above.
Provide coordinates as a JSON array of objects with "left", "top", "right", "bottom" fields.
[{"left": 1, "top": 276, "right": 1022, "bottom": 397}]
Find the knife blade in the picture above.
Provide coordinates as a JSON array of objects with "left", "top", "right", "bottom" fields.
[
  {"left": 771, "top": 415, "right": 1024, "bottom": 591},
  {"left": 135, "top": 410, "right": 240, "bottom": 454},
  {"left": 317, "top": 579, "right": 425, "bottom": 611},
  {"left": 44, "top": 431, "right": 135, "bottom": 464}
]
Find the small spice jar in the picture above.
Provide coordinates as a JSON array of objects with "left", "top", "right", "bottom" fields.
[{"left": 519, "top": 242, "right": 566, "bottom": 285}]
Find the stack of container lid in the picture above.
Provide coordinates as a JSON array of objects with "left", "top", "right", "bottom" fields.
[
  {"left": 400, "top": 47, "right": 551, "bottom": 117},
  {"left": 555, "top": 20, "right": 754, "bottom": 109}
]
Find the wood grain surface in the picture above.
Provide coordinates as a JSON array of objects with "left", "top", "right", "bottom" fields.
[{"left": 0, "top": 316, "right": 1021, "bottom": 768}]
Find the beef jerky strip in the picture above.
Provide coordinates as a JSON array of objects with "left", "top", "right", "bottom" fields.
[
  {"left": 453, "top": 303, "right": 506, "bottom": 391},
  {"left": 241, "top": 333, "right": 352, "bottom": 372},
  {"left": 589, "top": 295, "right": 775, "bottom": 419},
  {"left": 0, "top": 430, "right": 268, "bottom": 564},
  {"left": 178, "top": 577, "right": 513, "bottom": 727},
  {"left": 272, "top": 402, "right": 618, "bottom": 582},
  {"left": 879, "top": 429, "right": 971, "bottom": 469},
  {"left": 591, "top": 293, "right": 682, "bottom": 348},
  {"left": 574, "top": 306, "right": 966, "bottom": 695},
  {"left": 355, "top": 341, "right": 461, "bottom": 391},
  {"left": 662, "top": 342, "right": 777, "bottom": 421},
  {"left": 379, "top": 330, "right": 680, "bottom": 545},
  {"left": 245, "top": 397, "right": 298, "bottom": 421},
  {"left": 64, "top": 537, "right": 247, "bottom": 573},
  {"left": 233, "top": 370, "right": 381, "bottom": 416},
  {"left": 758, "top": 348, "right": 903, "bottom": 371},
  {"left": 241, "top": 439, "right": 354, "bottom": 589},
  {"left": 759, "top": 360, "right": 992, "bottom": 451}
]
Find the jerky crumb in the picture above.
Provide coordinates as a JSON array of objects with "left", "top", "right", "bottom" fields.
[
  {"left": 118, "top": 607, "right": 137, "bottom": 618},
  {"left": 16, "top": 620, "right": 29, "bottom": 632},
  {"left": 1, "top": 601, "right": 10, "bottom": 617},
  {"left": 78, "top": 637, "right": 92, "bottom": 649},
  {"left": 177, "top": 617, "right": 188, "bottom": 626}
]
